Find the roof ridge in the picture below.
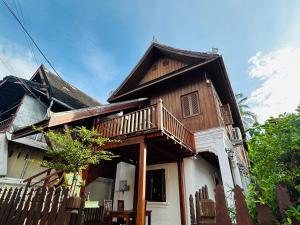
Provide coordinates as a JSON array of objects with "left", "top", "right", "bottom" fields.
[
  {"left": 43, "top": 69, "right": 100, "bottom": 106},
  {"left": 152, "top": 42, "right": 219, "bottom": 58}
]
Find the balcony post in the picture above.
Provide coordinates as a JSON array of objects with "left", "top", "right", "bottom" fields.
[
  {"left": 157, "top": 99, "right": 163, "bottom": 131},
  {"left": 178, "top": 158, "right": 187, "bottom": 225},
  {"left": 136, "top": 140, "right": 147, "bottom": 225}
]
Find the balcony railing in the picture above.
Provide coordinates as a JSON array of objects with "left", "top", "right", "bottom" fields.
[
  {"left": 0, "top": 117, "right": 13, "bottom": 132},
  {"left": 94, "top": 100, "right": 195, "bottom": 151}
]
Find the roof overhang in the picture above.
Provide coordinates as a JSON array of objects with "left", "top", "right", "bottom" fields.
[{"left": 12, "top": 98, "right": 148, "bottom": 139}]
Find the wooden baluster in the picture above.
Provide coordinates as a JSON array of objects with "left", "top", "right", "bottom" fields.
[
  {"left": 120, "top": 117, "right": 124, "bottom": 135},
  {"left": 113, "top": 118, "right": 117, "bottom": 136},
  {"left": 135, "top": 112, "right": 139, "bottom": 131},
  {"left": 143, "top": 109, "right": 147, "bottom": 130},
  {"left": 127, "top": 114, "right": 131, "bottom": 133},
  {"left": 157, "top": 99, "right": 163, "bottom": 131},
  {"left": 131, "top": 113, "right": 135, "bottom": 132},
  {"left": 147, "top": 108, "right": 151, "bottom": 129},
  {"left": 139, "top": 110, "right": 143, "bottom": 130},
  {"left": 152, "top": 106, "right": 156, "bottom": 128}
]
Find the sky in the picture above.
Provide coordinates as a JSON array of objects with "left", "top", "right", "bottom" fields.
[{"left": 0, "top": 0, "right": 300, "bottom": 122}]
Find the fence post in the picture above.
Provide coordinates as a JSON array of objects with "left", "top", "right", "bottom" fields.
[
  {"left": 189, "top": 195, "right": 196, "bottom": 225},
  {"left": 234, "top": 185, "right": 252, "bottom": 225},
  {"left": 256, "top": 204, "right": 276, "bottom": 225},
  {"left": 276, "top": 184, "right": 292, "bottom": 218},
  {"left": 215, "top": 185, "right": 232, "bottom": 225},
  {"left": 195, "top": 191, "right": 201, "bottom": 224}
]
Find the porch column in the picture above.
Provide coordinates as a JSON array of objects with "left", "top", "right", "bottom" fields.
[
  {"left": 136, "top": 141, "right": 147, "bottom": 225},
  {"left": 177, "top": 158, "right": 187, "bottom": 225}
]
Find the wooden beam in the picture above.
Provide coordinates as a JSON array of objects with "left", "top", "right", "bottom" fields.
[
  {"left": 103, "top": 135, "right": 145, "bottom": 149},
  {"left": 136, "top": 140, "right": 147, "bottom": 225},
  {"left": 178, "top": 158, "right": 187, "bottom": 225}
]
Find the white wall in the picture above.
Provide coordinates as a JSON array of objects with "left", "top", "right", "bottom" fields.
[
  {"left": 183, "top": 156, "right": 221, "bottom": 225},
  {"left": 146, "top": 163, "right": 181, "bottom": 225},
  {"left": 194, "top": 127, "right": 242, "bottom": 191},
  {"left": 12, "top": 95, "right": 48, "bottom": 131},
  {"left": 86, "top": 177, "right": 114, "bottom": 205},
  {"left": 0, "top": 133, "right": 8, "bottom": 176},
  {"left": 113, "top": 162, "right": 136, "bottom": 210}
]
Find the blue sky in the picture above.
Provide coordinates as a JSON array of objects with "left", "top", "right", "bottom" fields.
[{"left": 0, "top": 0, "right": 299, "bottom": 121}]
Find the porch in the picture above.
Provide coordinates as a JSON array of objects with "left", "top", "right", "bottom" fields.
[{"left": 86, "top": 100, "right": 195, "bottom": 225}]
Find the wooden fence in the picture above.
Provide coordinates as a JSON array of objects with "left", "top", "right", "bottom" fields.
[
  {"left": 0, "top": 186, "right": 84, "bottom": 225},
  {"left": 189, "top": 185, "right": 300, "bottom": 225}
]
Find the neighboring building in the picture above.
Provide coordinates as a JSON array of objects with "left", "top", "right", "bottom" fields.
[
  {"left": 0, "top": 65, "right": 99, "bottom": 186},
  {"left": 13, "top": 43, "right": 250, "bottom": 225}
]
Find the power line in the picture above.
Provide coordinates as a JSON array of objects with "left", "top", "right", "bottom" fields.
[
  {"left": 0, "top": 0, "right": 61, "bottom": 78},
  {"left": 12, "top": 0, "right": 39, "bottom": 66}
]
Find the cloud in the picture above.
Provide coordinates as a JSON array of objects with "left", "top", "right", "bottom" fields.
[
  {"left": 79, "top": 36, "right": 117, "bottom": 82},
  {"left": 248, "top": 47, "right": 300, "bottom": 122},
  {"left": 0, "top": 39, "right": 38, "bottom": 80}
]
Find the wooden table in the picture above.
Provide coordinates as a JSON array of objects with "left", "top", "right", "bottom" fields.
[{"left": 109, "top": 210, "right": 152, "bottom": 225}]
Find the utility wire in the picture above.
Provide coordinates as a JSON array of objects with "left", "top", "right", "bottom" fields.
[
  {"left": 1, "top": 0, "right": 61, "bottom": 78},
  {"left": 12, "top": 0, "right": 39, "bottom": 66}
]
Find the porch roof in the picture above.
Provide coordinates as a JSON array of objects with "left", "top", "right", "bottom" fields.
[{"left": 12, "top": 98, "right": 148, "bottom": 139}]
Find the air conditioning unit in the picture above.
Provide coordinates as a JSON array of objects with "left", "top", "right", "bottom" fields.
[{"left": 231, "top": 127, "right": 243, "bottom": 145}]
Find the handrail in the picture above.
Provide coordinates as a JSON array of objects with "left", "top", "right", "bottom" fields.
[
  {"left": 161, "top": 106, "right": 195, "bottom": 150},
  {"left": 23, "top": 168, "right": 63, "bottom": 187},
  {"left": 93, "top": 100, "right": 195, "bottom": 151},
  {"left": 94, "top": 104, "right": 158, "bottom": 138}
]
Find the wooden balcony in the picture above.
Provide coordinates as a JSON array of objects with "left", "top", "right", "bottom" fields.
[{"left": 93, "top": 100, "right": 195, "bottom": 154}]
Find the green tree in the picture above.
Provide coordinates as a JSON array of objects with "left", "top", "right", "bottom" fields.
[
  {"left": 235, "top": 93, "right": 257, "bottom": 129},
  {"left": 36, "top": 126, "right": 115, "bottom": 194},
  {"left": 247, "top": 106, "right": 300, "bottom": 218}
]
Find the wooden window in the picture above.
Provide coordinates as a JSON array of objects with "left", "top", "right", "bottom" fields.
[
  {"left": 221, "top": 104, "right": 233, "bottom": 125},
  {"left": 146, "top": 169, "right": 166, "bottom": 202},
  {"left": 181, "top": 91, "right": 200, "bottom": 118}
]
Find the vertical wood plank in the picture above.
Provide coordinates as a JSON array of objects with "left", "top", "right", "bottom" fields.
[
  {"left": 234, "top": 185, "right": 252, "bottom": 225},
  {"left": 215, "top": 185, "right": 232, "bottom": 225}
]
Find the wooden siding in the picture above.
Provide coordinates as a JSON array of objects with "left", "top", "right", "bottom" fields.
[
  {"left": 138, "top": 57, "right": 187, "bottom": 85},
  {"left": 149, "top": 74, "right": 220, "bottom": 133}
]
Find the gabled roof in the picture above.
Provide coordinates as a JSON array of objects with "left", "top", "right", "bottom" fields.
[
  {"left": 108, "top": 42, "right": 218, "bottom": 102},
  {"left": 31, "top": 65, "right": 100, "bottom": 109}
]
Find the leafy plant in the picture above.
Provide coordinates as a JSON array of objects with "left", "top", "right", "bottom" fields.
[
  {"left": 246, "top": 105, "right": 300, "bottom": 219},
  {"left": 235, "top": 93, "right": 257, "bottom": 129},
  {"left": 282, "top": 205, "right": 300, "bottom": 225},
  {"left": 35, "top": 126, "right": 116, "bottom": 194}
]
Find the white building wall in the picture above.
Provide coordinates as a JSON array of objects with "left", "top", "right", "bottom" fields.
[
  {"left": 113, "top": 162, "right": 136, "bottom": 210},
  {"left": 183, "top": 156, "right": 221, "bottom": 225},
  {"left": 86, "top": 177, "right": 114, "bottom": 205},
  {"left": 0, "top": 133, "right": 8, "bottom": 176},
  {"left": 146, "top": 163, "right": 181, "bottom": 225},
  {"left": 194, "top": 127, "right": 244, "bottom": 189}
]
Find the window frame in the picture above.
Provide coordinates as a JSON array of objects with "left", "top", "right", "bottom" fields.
[
  {"left": 180, "top": 91, "right": 201, "bottom": 118},
  {"left": 146, "top": 169, "right": 166, "bottom": 202}
]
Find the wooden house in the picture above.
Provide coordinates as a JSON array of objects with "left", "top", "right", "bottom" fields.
[
  {"left": 0, "top": 65, "right": 99, "bottom": 186},
  {"left": 13, "top": 43, "right": 249, "bottom": 225}
]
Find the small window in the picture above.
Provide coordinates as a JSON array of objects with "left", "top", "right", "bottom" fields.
[
  {"left": 146, "top": 169, "right": 166, "bottom": 202},
  {"left": 162, "top": 59, "right": 169, "bottom": 66},
  {"left": 181, "top": 92, "right": 200, "bottom": 118}
]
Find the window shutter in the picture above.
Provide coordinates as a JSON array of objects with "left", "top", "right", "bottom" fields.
[
  {"left": 221, "top": 104, "right": 233, "bottom": 125},
  {"left": 191, "top": 92, "right": 200, "bottom": 115},
  {"left": 182, "top": 95, "right": 191, "bottom": 117},
  {"left": 181, "top": 92, "right": 200, "bottom": 118}
]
